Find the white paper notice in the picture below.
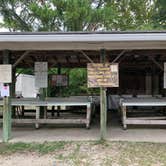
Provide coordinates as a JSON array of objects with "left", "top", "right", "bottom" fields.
[
  {"left": 1, "top": 85, "right": 10, "bottom": 97},
  {"left": 35, "top": 62, "right": 48, "bottom": 88},
  {"left": 0, "top": 65, "right": 12, "bottom": 83}
]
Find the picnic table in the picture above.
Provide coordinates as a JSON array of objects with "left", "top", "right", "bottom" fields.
[
  {"left": 120, "top": 97, "right": 166, "bottom": 129},
  {"left": 0, "top": 96, "right": 94, "bottom": 129}
]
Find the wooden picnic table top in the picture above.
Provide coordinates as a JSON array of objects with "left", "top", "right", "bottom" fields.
[
  {"left": 120, "top": 97, "right": 166, "bottom": 106},
  {"left": 0, "top": 97, "right": 92, "bottom": 106}
]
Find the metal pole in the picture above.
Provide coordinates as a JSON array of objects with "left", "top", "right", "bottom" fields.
[{"left": 100, "top": 49, "right": 107, "bottom": 140}]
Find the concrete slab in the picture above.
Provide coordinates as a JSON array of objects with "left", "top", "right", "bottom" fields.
[{"left": 1, "top": 112, "right": 166, "bottom": 143}]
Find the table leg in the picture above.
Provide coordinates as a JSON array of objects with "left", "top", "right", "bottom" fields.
[
  {"left": 44, "top": 107, "right": 47, "bottom": 119},
  {"left": 57, "top": 106, "right": 60, "bottom": 117},
  {"left": 35, "top": 107, "right": 40, "bottom": 129},
  {"left": 86, "top": 104, "right": 91, "bottom": 129},
  {"left": 21, "top": 106, "right": 24, "bottom": 118},
  {"left": 51, "top": 106, "right": 55, "bottom": 117},
  {"left": 122, "top": 106, "right": 127, "bottom": 130}
]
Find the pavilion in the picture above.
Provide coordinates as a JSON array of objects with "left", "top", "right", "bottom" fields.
[{"left": 0, "top": 31, "right": 166, "bottom": 142}]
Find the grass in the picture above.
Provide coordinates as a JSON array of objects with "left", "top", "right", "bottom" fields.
[
  {"left": 1, "top": 141, "right": 166, "bottom": 165},
  {"left": 0, "top": 141, "right": 67, "bottom": 155}
]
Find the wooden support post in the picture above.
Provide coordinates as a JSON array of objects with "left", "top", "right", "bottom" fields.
[
  {"left": 122, "top": 106, "right": 127, "bottom": 130},
  {"left": 100, "top": 87, "right": 107, "bottom": 139},
  {"left": 39, "top": 88, "right": 45, "bottom": 118},
  {"left": 145, "top": 72, "right": 152, "bottom": 95},
  {"left": 35, "top": 107, "right": 40, "bottom": 129},
  {"left": 100, "top": 49, "right": 107, "bottom": 140},
  {"left": 11, "top": 68, "right": 16, "bottom": 118},
  {"left": 2, "top": 50, "right": 12, "bottom": 142},
  {"left": 57, "top": 64, "right": 61, "bottom": 117},
  {"left": 86, "top": 104, "right": 91, "bottom": 129},
  {"left": 3, "top": 97, "right": 11, "bottom": 142}
]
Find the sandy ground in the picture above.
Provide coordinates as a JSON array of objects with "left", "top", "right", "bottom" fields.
[
  {"left": 1, "top": 142, "right": 166, "bottom": 166},
  {"left": 0, "top": 153, "right": 56, "bottom": 166}
]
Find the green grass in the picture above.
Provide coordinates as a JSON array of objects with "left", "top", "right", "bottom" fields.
[{"left": 0, "top": 141, "right": 67, "bottom": 155}]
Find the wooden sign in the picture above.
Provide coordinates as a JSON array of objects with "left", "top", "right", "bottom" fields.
[
  {"left": 87, "top": 63, "right": 119, "bottom": 88},
  {"left": 35, "top": 62, "right": 48, "bottom": 88},
  {"left": 51, "top": 75, "right": 68, "bottom": 87},
  {"left": 0, "top": 65, "right": 12, "bottom": 83}
]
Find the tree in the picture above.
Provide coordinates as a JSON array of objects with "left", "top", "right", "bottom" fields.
[
  {"left": 153, "top": 0, "right": 166, "bottom": 29},
  {"left": 0, "top": 0, "right": 157, "bottom": 32},
  {"left": 0, "top": 0, "right": 115, "bottom": 31},
  {"left": 103, "top": 0, "right": 155, "bottom": 30}
]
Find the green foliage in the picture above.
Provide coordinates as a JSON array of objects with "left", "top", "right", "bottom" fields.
[
  {"left": 0, "top": 0, "right": 163, "bottom": 32},
  {"left": 48, "top": 68, "right": 99, "bottom": 97},
  {"left": 153, "top": 0, "right": 166, "bottom": 29}
]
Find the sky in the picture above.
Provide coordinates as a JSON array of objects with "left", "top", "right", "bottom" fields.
[{"left": 0, "top": 16, "right": 9, "bottom": 32}]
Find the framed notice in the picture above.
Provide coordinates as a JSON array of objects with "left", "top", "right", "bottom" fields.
[
  {"left": 35, "top": 62, "right": 48, "bottom": 88},
  {"left": 51, "top": 74, "right": 68, "bottom": 87},
  {"left": 0, "top": 65, "right": 12, "bottom": 83},
  {"left": 87, "top": 63, "right": 119, "bottom": 88}
]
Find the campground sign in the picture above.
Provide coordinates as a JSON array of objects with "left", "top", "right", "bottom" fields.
[{"left": 87, "top": 63, "right": 119, "bottom": 88}]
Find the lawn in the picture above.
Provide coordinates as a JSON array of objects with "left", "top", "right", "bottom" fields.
[{"left": 0, "top": 141, "right": 166, "bottom": 166}]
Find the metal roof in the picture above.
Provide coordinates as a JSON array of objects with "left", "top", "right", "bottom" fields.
[{"left": 0, "top": 31, "right": 166, "bottom": 50}]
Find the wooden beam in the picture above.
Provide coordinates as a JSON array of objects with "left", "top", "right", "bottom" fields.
[
  {"left": 100, "top": 49, "right": 107, "bottom": 140},
  {"left": 50, "top": 57, "right": 58, "bottom": 68},
  {"left": 13, "top": 51, "right": 30, "bottom": 68},
  {"left": 111, "top": 50, "right": 126, "bottom": 63},
  {"left": 149, "top": 56, "right": 164, "bottom": 71},
  {"left": 79, "top": 50, "right": 94, "bottom": 63}
]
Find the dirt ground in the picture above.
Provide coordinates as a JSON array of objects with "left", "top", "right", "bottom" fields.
[
  {"left": 0, "top": 141, "right": 166, "bottom": 166},
  {"left": 0, "top": 153, "right": 55, "bottom": 166}
]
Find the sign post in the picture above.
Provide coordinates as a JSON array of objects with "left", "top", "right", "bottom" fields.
[
  {"left": 100, "top": 49, "right": 107, "bottom": 140},
  {"left": 1, "top": 50, "right": 12, "bottom": 142},
  {"left": 87, "top": 50, "right": 119, "bottom": 140},
  {"left": 35, "top": 62, "right": 48, "bottom": 120}
]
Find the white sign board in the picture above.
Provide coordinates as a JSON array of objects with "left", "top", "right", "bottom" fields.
[
  {"left": 164, "top": 63, "right": 166, "bottom": 88},
  {"left": 0, "top": 65, "right": 12, "bottom": 83},
  {"left": 35, "top": 62, "right": 48, "bottom": 88},
  {"left": 1, "top": 85, "right": 10, "bottom": 97}
]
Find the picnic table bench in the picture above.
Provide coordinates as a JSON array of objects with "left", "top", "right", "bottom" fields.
[
  {"left": 120, "top": 97, "right": 166, "bottom": 129},
  {"left": 0, "top": 96, "right": 94, "bottom": 129}
]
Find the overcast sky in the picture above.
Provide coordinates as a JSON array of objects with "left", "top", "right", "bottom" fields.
[{"left": 0, "top": 16, "right": 9, "bottom": 32}]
